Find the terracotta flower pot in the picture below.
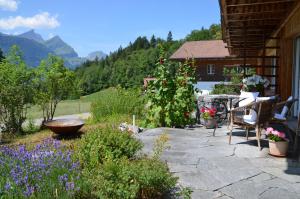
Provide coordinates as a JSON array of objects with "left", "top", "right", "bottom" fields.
[
  {"left": 204, "top": 119, "right": 217, "bottom": 129},
  {"left": 269, "top": 140, "right": 289, "bottom": 157}
]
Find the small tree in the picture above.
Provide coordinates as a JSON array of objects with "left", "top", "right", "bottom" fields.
[
  {"left": 167, "top": 31, "right": 173, "bottom": 42},
  {"left": 0, "top": 48, "right": 4, "bottom": 62},
  {"left": 0, "top": 45, "right": 34, "bottom": 134},
  {"left": 35, "top": 55, "right": 78, "bottom": 122}
]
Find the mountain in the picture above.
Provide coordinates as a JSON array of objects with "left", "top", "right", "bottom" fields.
[
  {"left": 87, "top": 51, "right": 107, "bottom": 60},
  {"left": 0, "top": 34, "right": 53, "bottom": 67},
  {"left": 0, "top": 30, "right": 107, "bottom": 69},
  {"left": 18, "top": 30, "right": 44, "bottom": 43},
  {"left": 45, "top": 36, "right": 78, "bottom": 59}
]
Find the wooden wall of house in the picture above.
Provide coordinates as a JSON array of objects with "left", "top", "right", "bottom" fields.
[
  {"left": 193, "top": 59, "right": 255, "bottom": 82},
  {"left": 268, "top": 4, "right": 300, "bottom": 100}
]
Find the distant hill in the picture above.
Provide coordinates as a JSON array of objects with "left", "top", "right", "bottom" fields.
[
  {"left": 87, "top": 51, "right": 107, "bottom": 60},
  {"left": 0, "top": 33, "right": 53, "bottom": 67},
  {"left": 44, "top": 36, "right": 78, "bottom": 58},
  {"left": 0, "top": 30, "right": 101, "bottom": 68},
  {"left": 18, "top": 29, "right": 44, "bottom": 43}
]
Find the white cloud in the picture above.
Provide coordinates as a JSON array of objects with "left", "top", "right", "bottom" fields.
[
  {"left": 0, "top": 0, "right": 18, "bottom": 11},
  {"left": 0, "top": 12, "right": 60, "bottom": 30}
]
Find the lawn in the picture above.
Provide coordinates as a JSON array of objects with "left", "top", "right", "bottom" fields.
[{"left": 27, "top": 91, "right": 104, "bottom": 119}]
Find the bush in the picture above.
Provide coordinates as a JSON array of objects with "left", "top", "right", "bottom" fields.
[
  {"left": 77, "top": 127, "right": 143, "bottom": 168},
  {"left": 76, "top": 127, "right": 179, "bottom": 199},
  {"left": 0, "top": 139, "right": 81, "bottom": 198},
  {"left": 211, "top": 83, "right": 241, "bottom": 95},
  {"left": 91, "top": 88, "right": 144, "bottom": 123},
  {"left": 82, "top": 158, "right": 177, "bottom": 199}
]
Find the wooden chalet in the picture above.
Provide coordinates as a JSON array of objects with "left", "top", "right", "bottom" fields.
[
  {"left": 170, "top": 40, "right": 255, "bottom": 81},
  {"left": 220, "top": 0, "right": 300, "bottom": 112}
]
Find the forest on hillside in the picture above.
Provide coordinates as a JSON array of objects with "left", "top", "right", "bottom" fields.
[{"left": 75, "top": 24, "right": 222, "bottom": 95}]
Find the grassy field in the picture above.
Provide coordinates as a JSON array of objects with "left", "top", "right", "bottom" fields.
[{"left": 27, "top": 91, "right": 104, "bottom": 119}]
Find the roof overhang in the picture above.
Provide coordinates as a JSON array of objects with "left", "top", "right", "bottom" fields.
[{"left": 219, "top": 0, "right": 299, "bottom": 57}]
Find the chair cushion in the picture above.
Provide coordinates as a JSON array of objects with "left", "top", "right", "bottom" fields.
[
  {"left": 256, "top": 96, "right": 276, "bottom": 102},
  {"left": 274, "top": 113, "right": 286, "bottom": 120},
  {"left": 243, "top": 109, "right": 257, "bottom": 125},
  {"left": 280, "top": 106, "right": 289, "bottom": 118},
  {"left": 239, "top": 91, "right": 259, "bottom": 107},
  {"left": 278, "top": 96, "right": 293, "bottom": 118},
  {"left": 287, "top": 96, "right": 293, "bottom": 102}
]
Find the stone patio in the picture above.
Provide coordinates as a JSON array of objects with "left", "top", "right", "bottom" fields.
[{"left": 136, "top": 126, "right": 300, "bottom": 199}]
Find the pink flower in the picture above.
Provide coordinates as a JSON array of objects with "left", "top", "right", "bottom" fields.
[
  {"left": 272, "top": 130, "right": 279, "bottom": 136},
  {"left": 266, "top": 127, "right": 273, "bottom": 133},
  {"left": 278, "top": 132, "right": 286, "bottom": 139}
]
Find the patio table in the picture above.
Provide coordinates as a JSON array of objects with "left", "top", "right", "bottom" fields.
[{"left": 198, "top": 94, "right": 240, "bottom": 123}]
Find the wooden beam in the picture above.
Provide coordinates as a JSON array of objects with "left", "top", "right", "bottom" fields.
[
  {"left": 228, "top": 36, "right": 280, "bottom": 40},
  {"left": 226, "top": 10, "right": 286, "bottom": 16},
  {"left": 247, "top": 65, "right": 280, "bottom": 68},
  {"left": 262, "top": 75, "right": 279, "bottom": 77},
  {"left": 227, "top": 18, "right": 283, "bottom": 23},
  {"left": 227, "top": 0, "right": 295, "bottom": 7},
  {"left": 226, "top": 26, "right": 277, "bottom": 30},
  {"left": 226, "top": 46, "right": 280, "bottom": 49},
  {"left": 235, "top": 56, "right": 280, "bottom": 59}
]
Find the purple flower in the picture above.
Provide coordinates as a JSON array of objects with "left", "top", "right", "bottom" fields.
[
  {"left": 0, "top": 138, "right": 81, "bottom": 197},
  {"left": 23, "top": 186, "right": 34, "bottom": 197},
  {"left": 65, "top": 182, "right": 75, "bottom": 191},
  {"left": 4, "top": 182, "right": 11, "bottom": 190}
]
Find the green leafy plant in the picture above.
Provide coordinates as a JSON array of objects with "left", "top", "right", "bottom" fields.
[
  {"left": 23, "top": 117, "right": 40, "bottom": 134},
  {"left": 211, "top": 83, "right": 240, "bottom": 94},
  {"left": 145, "top": 46, "right": 196, "bottom": 127},
  {"left": 77, "top": 127, "right": 143, "bottom": 169},
  {"left": 91, "top": 87, "right": 144, "bottom": 123},
  {"left": 76, "top": 126, "right": 178, "bottom": 199},
  {"left": 81, "top": 157, "right": 177, "bottom": 199},
  {"left": 0, "top": 45, "right": 35, "bottom": 134},
  {"left": 153, "top": 132, "right": 170, "bottom": 160},
  {"left": 176, "top": 186, "right": 193, "bottom": 199}
]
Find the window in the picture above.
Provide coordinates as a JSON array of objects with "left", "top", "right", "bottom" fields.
[{"left": 207, "top": 64, "right": 215, "bottom": 75}]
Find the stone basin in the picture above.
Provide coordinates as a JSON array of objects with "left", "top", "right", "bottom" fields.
[{"left": 44, "top": 119, "right": 84, "bottom": 135}]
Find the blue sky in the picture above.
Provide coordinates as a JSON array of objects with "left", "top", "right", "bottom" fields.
[{"left": 0, "top": 0, "right": 220, "bottom": 57}]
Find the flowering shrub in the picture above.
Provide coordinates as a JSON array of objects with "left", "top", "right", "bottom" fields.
[
  {"left": 145, "top": 46, "right": 196, "bottom": 128},
  {"left": 200, "top": 107, "right": 216, "bottom": 120},
  {"left": 0, "top": 139, "right": 81, "bottom": 198},
  {"left": 266, "top": 127, "right": 288, "bottom": 142},
  {"left": 242, "top": 74, "right": 270, "bottom": 92}
]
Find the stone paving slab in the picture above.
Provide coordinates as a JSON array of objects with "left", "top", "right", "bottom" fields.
[{"left": 136, "top": 126, "right": 300, "bottom": 199}]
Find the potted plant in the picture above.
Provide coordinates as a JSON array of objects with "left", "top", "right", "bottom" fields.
[
  {"left": 242, "top": 74, "right": 270, "bottom": 95},
  {"left": 265, "top": 127, "right": 289, "bottom": 157},
  {"left": 200, "top": 107, "right": 217, "bottom": 129}
]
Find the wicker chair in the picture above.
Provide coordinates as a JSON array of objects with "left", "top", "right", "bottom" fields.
[
  {"left": 272, "top": 98, "right": 298, "bottom": 122},
  {"left": 229, "top": 99, "right": 277, "bottom": 150}
]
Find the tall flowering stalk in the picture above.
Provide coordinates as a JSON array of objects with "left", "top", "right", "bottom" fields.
[
  {"left": 0, "top": 139, "right": 81, "bottom": 198},
  {"left": 145, "top": 45, "right": 196, "bottom": 127}
]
